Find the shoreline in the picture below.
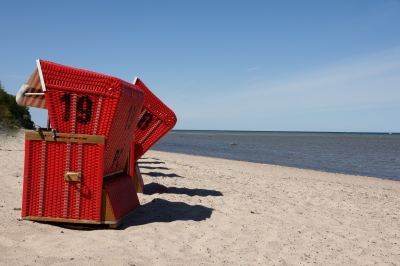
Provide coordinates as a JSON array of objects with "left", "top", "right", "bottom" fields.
[
  {"left": 170, "top": 129, "right": 400, "bottom": 135},
  {"left": 1, "top": 134, "right": 399, "bottom": 265},
  {"left": 151, "top": 148, "right": 400, "bottom": 183},
  {"left": 152, "top": 131, "right": 400, "bottom": 182},
  {"left": 145, "top": 150, "right": 400, "bottom": 190}
]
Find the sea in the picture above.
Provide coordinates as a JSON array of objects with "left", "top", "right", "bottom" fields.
[{"left": 151, "top": 130, "right": 400, "bottom": 181}]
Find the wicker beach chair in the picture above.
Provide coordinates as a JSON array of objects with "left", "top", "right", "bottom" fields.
[
  {"left": 17, "top": 60, "right": 145, "bottom": 228},
  {"left": 128, "top": 77, "right": 177, "bottom": 193}
]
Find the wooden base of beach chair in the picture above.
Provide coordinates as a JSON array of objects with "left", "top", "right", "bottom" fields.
[
  {"left": 132, "top": 162, "right": 144, "bottom": 193},
  {"left": 21, "top": 207, "right": 140, "bottom": 229},
  {"left": 104, "top": 207, "right": 141, "bottom": 229}
]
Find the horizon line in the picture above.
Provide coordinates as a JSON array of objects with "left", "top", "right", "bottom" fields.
[{"left": 171, "top": 129, "right": 399, "bottom": 134}]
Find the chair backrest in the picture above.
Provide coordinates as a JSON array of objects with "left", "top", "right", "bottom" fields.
[{"left": 39, "top": 60, "right": 144, "bottom": 175}]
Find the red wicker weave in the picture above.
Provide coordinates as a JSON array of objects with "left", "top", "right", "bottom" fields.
[
  {"left": 22, "top": 139, "right": 104, "bottom": 221},
  {"left": 103, "top": 174, "right": 140, "bottom": 221},
  {"left": 133, "top": 78, "right": 177, "bottom": 161}
]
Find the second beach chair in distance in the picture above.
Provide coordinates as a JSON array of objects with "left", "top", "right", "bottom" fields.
[{"left": 128, "top": 77, "right": 177, "bottom": 193}]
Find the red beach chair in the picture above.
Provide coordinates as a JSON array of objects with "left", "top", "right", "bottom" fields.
[
  {"left": 132, "top": 77, "right": 177, "bottom": 161},
  {"left": 128, "top": 78, "right": 177, "bottom": 193},
  {"left": 17, "top": 60, "right": 145, "bottom": 228}
]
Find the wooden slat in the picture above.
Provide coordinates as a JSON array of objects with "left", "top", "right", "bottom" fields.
[
  {"left": 107, "top": 208, "right": 140, "bottom": 229},
  {"left": 101, "top": 189, "right": 115, "bottom": 222},
  {"left": 22, "top": 216, "right": 101, "bottom": 224},
  {"left": 22, "top": 208, "right": 140, "bottom": 228},
  {"left": 25, "top": 131, "right": 106, "bottom": 144},
  {"left": 103, "top": 171, "right": 124, "bottom": 181}
]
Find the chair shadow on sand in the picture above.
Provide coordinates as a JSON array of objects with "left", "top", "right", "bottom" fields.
[
  {"left": 48, "top": 182, "right": 222, "bottom": 230},
  {"left": 144, "top": 182, "right": 223, "bottom": 197},
  {"left": 138, "top": 158, "right": 165, "bottom": 165},
  {"left": 120, "top": 198, "right": 214, "bottom": 229},
  {"left": 119, "top": 183, "right": 223, "bottom": 229},
  {"left": 139, "top": 165, "right": 170, "bottom": 170},
  {"left": 138, "top": 160, "right": 183, "bottom": 177},
  {"left": 137, "top": 159, "right": 179, "bottom": 177},
  {"left": 142, "top": 171, "right": 184, "bottom": 178}
]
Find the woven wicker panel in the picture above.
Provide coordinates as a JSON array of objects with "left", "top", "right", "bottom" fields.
[
  {"left": 103, "top": 175, "right": 140, "bottom": 221},
  {"left": 133, "top": 78, "right": 177, "bottom": 161},
  {"left": 41, "top": 60, "right": 120, "bottom": 135},
  {"left": 103, "top": 82, "right": 144, "bottom": 175},
  {"left": 44, "top": 89, "right": 119, "bottom": 136},
  {"left": 132, "top": 161, "right": 144, "bottom": 193},
  {"left": 22, "top": 140, "right": 104, "bottom": 222},
  {"left": 21, "top": 140, "right": 32, "bottom": 217}
]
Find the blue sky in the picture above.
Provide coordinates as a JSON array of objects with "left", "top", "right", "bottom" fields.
[{"left": 1, "top": 0, "right": 399, "bottom": 132}]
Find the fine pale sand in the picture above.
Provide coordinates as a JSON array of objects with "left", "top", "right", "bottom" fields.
[{"left": 0, "top": 130, "right": 399, "bottom": 265}]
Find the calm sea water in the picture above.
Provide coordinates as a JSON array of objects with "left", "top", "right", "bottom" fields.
[{"left": 151, "top": 130, "right": 400, "bottom": 181}]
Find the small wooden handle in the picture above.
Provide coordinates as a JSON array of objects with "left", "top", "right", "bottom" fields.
[{"left": 64, "top": 172, "right": 81, "bottom": 182}]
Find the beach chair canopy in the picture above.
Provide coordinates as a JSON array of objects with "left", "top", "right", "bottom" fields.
[{"left": 16, "top": 61, "right": 47, "bottom": 109}]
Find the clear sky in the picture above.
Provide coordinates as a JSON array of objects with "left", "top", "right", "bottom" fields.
[{"left": 1, "top": 0, "right": 399, "bottom": 132}]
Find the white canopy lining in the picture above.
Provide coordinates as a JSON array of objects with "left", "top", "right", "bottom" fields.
[{"left": 16, "top": 60, "right": 47, "bottom": 109}]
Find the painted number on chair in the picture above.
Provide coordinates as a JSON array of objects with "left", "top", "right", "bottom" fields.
[
  {"left": 61, "top": 93, "right": 93, "bottom": 124},
  {"left": 111, "top": 148, "right": 124, "bottom": 170},
  {"left": 77, "top": 96, "right": 92, "bottom": 124},
  {"left": 124, "top": 105, "right": 136, "bottom": 130},
  {"left": 138, "top": 112, "right": 153, "bottom": 130},
  {"left": 61, "top": 93, "right": 71, "bottom": 122}
]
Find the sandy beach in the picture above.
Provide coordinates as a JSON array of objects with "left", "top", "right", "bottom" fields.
[{"left": 0, "top": 129, "right": 399, "bottom": 266}]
